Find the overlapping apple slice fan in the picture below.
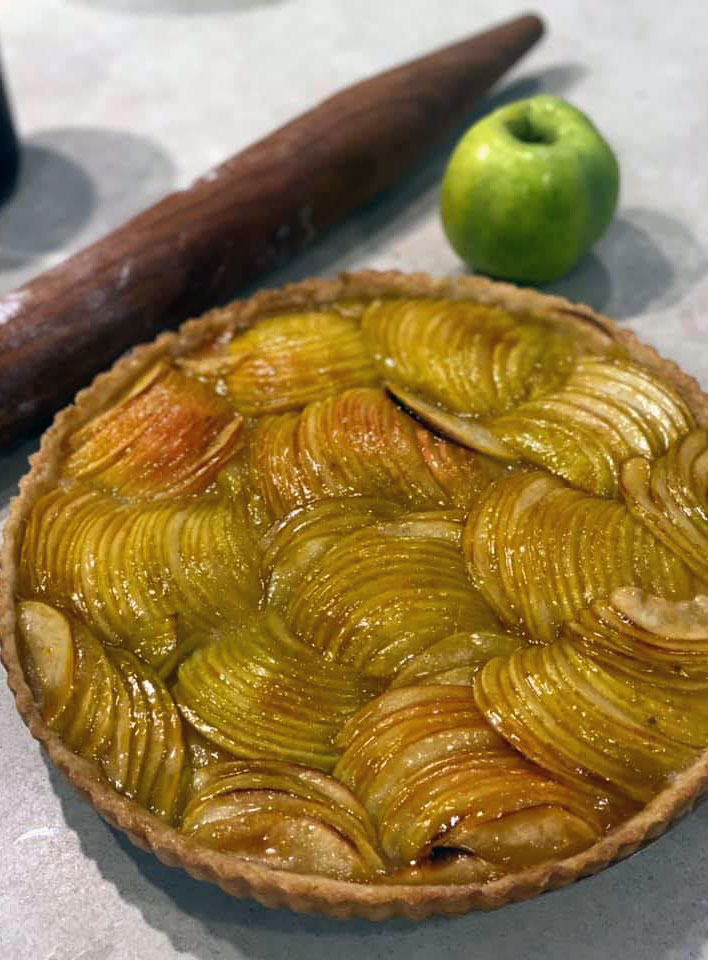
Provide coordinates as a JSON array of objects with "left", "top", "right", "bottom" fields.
[{"left": 16, "top": 296, "right": 708, "bottom": 884}]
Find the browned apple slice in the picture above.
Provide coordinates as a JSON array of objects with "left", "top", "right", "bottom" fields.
[
  {"left": 242, "top": 387, "right": 501, "bottom": 524},
  {"left": 336, "top": 685, "right": 608, "bottom": 868},
  {"left": 180, "top": 760, "right": 385, "bottom": 881},
  {"left": 174, "top": 615, "right": 381, "bottom": 771},
  {"left": 284, "top": 515, "right": 502, "bottom": 678},
  {"left": 64, "top": 362, "right": 242, "bottom": 499}
]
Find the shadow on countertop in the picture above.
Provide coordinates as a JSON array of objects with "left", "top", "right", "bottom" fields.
[
  {"left": 546, "top": 208, "right": 708, "bottom": 319},
  {"left": 0, "top": 127, "right": 175, "bottom": 295},
  {"left": 46, "top": 753, "right": 708, "bottom": 960}
]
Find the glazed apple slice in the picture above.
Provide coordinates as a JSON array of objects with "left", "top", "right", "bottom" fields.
[
  {"left": 464, "top": 470, "right": 701, "bottom": 642},
  {"left": 362, "top": 298, "right": 580, "bottom": 418},
  {"left": 486, "top": 355, "right": 692, "bottom": 497},
  {"left": 64, "top": 362, "right": 242, "bottom": 499},
  {"left": 390, "top": 356, "right": 694, "bottom": 497},
  {"left": 613, "top": 586, "right": 708, "bottom": 640},
  {"left": 103, "top": 648, "right": 186, "bottom": 821},
  {"left": 261, "top": 497, "right": 404, "bottom": 606},
  {"left": 174, "top": 615, "right": 381, "bottom": 771},
  {"left": 572, "top": 357, "right": 695, "bottom": 444},
  {"left": 180, "top": 760, "right": 385, "bottom": 881},
  {"left": 335, "top": 686, "right": 506, "bottom": 818},
  {"left": 242, "top": 387, "right": 501, "bottom": 524},
  {"left": 391, "top": 631, "right": 523, "bottom": 688},
  {"left": 336, "top": 684, "right": 608, "bottom": 868},
  {"left": 19, "top": 487, "right": 261, "bottom": 670},
  {"left": 493, "top": 398, "right": 619, "bottom": 496},
  {"left": 621, "top": 431, "right": 708, "bottom": 583},
  {"left": 59, "top": 623, "right": 115, "bottom": 759},
  {"left": 101, "top": 655, "right": 132, "bottom": 794},
  {"left": 566, "top": 589, "right": 708, "bottom": 684},
  {"left": 180, "top": 311, "right": 378, "bottom": 415},
  {"left": 284, "top": 515, "right": 502, "bottom": 678},
  {"left": 115, "top": 649, "right": 150, "bottom": 799},
  {"left": 379, "top": 755, "right": 605, "bottom": 867},
  {"left": 18, "top": 603, "right": 115, "bottom": 761},
  {"left": 439, "top": 805, "right": 599, "bottom": 871},
  {"left": 386, "top": 382, "right": 517, "bottom": 461},
  {"left": 475, "top": 641, "right": 702, "bottom": 803},
  {"left": 17, "top": 601, "right": 75, "bottom": 727},
  {"left": 153, "top": 684, "right": 189, "bottom": 822}
]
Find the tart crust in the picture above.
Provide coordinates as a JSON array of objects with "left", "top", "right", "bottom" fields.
[{"left": 3, "top": 269, "right": 708, "bottom": 921}]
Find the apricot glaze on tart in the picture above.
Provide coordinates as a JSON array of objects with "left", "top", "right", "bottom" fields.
[{"left": 3, "top": 271, "right": 708, "bottom": 919}]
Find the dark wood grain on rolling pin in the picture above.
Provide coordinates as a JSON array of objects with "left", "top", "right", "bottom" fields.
[{"left": 0, "top": 13, "right": 543, "bottom": 444}]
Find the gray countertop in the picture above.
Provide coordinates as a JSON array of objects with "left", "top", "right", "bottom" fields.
[{"left": 2, "top": 2, "right": 708, "bottom": 957}]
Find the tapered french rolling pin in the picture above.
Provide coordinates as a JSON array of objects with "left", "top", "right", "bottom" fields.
[{"left": 0, "top": 12, "right": 543, "bottom": 444}]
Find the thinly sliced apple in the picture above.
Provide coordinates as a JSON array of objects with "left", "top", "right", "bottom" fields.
[
  {"left": 64, "top": 362, "right": 242, "bottom": 499},
  {"left": 17, "top": 601, "right": 75, "bottom": 727},
  {"left": 566, "top": 589, "right": 708, "bottom": 685},
  {"left": 464, "top": 470, "right": 701, "bottom": 642},
  {"left": 386, "top": 382, "right": 517, "bottom": 460},
  {"left": 394, "top": 355, "right": 695, "bottom": 497},
  {"left": 244, "top": 387, "right": 501, "bottom": 523},
  {"left": 102, "top": 648, "right": 185, "bottom": 822},
  {"left": 612, "top": 587, "right": 708, "bottom": 640},
  {"left": 475, "top": 639, "right": 703, "bottom": 804},
  {"left": 60, "top": 624, "right": 114, "bottom": 759},
  {"left": 180, "top": 760, "right": 385, "bottom": 881},
  {"left": 174, "top": 615, "right": 381, "bottom": 771},
  {"left": 261, "top": 497, "right": 403, "bottom": 606},
  {"left": 391, "top": 631, "right": 523, "bottom": 688},
  {"left": 19, "top": 487, "right": 261, "bottom": 670},
  {"left": 621, "top": 432, "right": 708, "bottom": 583},
  {"left": 385, "top": 853, "right": 505, "bottom": 885},
  {"left": 179, "top": 311, "right": 378, "bottom": 415},
  {"left": 442, "top": 805, "right": 599, "bottom": 870},
  {"left": 363, "top": 298, "right": 578, "bottom": 418},
  {"left": 337, "top": 683, "right": 607, "bottom": 867},
  {"left": 284, "top": 519, "right": 502, "bottom": 678}
]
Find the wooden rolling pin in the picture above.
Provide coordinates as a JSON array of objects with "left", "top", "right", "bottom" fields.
[{"left": 0, "top": 13, "right": 543, "bottom": 444}]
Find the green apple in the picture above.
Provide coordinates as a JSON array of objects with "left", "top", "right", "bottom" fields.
[{"left": 441, "top": 95, "right": 619, "bottom": 285}]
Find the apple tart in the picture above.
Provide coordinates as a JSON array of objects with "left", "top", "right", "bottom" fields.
[{"left": 3, "top": 271, "right": 708, "bottom": 920}]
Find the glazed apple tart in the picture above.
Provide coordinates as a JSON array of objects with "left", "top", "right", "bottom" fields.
[{"left": 3, "top": 271, "right": 708, "bottom": 919}]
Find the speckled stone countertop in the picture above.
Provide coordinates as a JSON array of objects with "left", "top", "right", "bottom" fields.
[{"left": 2, "top": 2, "right": 708, "bottom": 958}]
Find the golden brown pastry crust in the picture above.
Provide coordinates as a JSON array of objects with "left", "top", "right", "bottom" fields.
[{"left": 3, "top": 269, "right": 708, "bottom": 921}]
